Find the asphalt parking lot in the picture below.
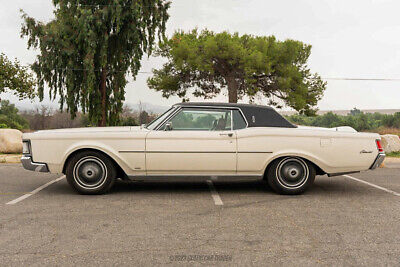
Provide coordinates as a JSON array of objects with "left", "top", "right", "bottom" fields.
[{"left": 0, "top": 162, "right": 399, "bottom": 266}]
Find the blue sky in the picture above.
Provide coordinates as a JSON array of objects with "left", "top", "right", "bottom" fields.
[{"left": 1, "top": 0, "right": 400, "bottom": 111}]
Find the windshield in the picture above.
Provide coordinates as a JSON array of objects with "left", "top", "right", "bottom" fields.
[{"left": 145, "top": 107, "right": 176, "bottom": 130}]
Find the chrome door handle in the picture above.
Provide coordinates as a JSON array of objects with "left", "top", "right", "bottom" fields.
[{"left": 220, "top": 133, "right": 233, "bottom": 137}]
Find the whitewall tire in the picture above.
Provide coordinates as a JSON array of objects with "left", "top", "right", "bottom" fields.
[
  {"left": 267, "top": 157, "right": 315, "bottom": 195},
  {"left": 66, "top": 151, "right": 116, "bottom": 194}
]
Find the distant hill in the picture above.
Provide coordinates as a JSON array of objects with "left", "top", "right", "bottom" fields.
[
  {"left": 13, "top": 100, "right": 169, "bottom": 114},
  {"left": 279, "top": 109, "right": 400, "bottom": 116},
  {"left": 11, "top": 99, "right": 400, "bottom": 116},
  {"left": 125, "top": 102, "right": 169, "bottom": 114}
]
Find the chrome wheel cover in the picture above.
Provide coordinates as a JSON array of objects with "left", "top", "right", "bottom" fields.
[
  {"left": 276, "top": 157, "right": 309, "bottom": 189},
  {"left": 73, "top": 156, "right": 108, "bottom": 189}
]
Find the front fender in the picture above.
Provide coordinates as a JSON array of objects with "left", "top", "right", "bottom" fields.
[{"left": 61, "top": 142, "right": 133, "bottom": 175}]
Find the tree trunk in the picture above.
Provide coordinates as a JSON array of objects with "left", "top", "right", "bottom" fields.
[
  {"left": 98, "top": 68, "right": 107, "bottom": 127},
  {"left": 227, "top": 77, "right": 238, "bottom": 103}
]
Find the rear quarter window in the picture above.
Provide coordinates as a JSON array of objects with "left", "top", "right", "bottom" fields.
[{"left": 233, "top": 110, "right": 247, "bottom": 130}]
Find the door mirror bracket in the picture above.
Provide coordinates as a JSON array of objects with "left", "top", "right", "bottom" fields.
[{"left": 164, "top": 122, "right": 172, "bottom": 131}]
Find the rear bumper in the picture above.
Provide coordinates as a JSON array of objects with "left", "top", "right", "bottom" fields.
[
  {"left": 21, "top": 156, "right": 49, "bottom": 172},
  {"left": 370, "top": 153, "right": 385, "bottom": 170}
]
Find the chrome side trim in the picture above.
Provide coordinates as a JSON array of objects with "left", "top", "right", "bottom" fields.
[
  {"left": 21, "top": 156, "right": 49, "bottom": 173},
  {"left": 238, "top": 151, "right": 273, "bottom": 154},
  {"left": 370, "top": 153, "right": 385, "bottom": 170},
  {"left": 127, "top": 174, "right": 263, "bottom": 182},
  {"left": 146, "top": 151, "right": 236, "bottom": 153},
  {"left": 118, "top": 151, "right": 273, "bottom": 154}
]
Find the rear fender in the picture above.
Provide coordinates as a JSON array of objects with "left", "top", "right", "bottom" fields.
[{"left": 264, "top": 151, "right": 329, "bottom": 175}]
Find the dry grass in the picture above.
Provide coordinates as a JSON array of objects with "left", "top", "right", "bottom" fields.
[
  {"left": 387, "top": 151, "right": 400, "bottom": 158},
  {"left": 373, "top": 127, "right": 400, "bottom": 136}
]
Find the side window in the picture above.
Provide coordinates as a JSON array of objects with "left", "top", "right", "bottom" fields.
[
  {"left": 161, "top": 108, "right": 232, "bottom": 131},
  {"left": 233, "top": 110, "right": 247, "bottom": 130}
]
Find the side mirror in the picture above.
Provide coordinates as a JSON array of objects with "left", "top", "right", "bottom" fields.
[{"left": 164, "top": 122, "right": 172, "bottom": 131}]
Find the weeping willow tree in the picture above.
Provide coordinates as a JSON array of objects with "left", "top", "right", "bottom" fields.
[{"left": 21, "top": 0, "right": 170, "bottom": 126}]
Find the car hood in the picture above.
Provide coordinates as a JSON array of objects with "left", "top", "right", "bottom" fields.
[
  {"left": 33, "top": 126, "right": 143, "bottom": 134},
  {"left": 23, "top": 126, "right": 145, "bottom": 139}
]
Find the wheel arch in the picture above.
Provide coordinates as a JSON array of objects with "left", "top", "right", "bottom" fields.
[
  {"left": 62, "top": 148, "right": 127, "bottom": 179},
  {"left": 263, "top": 155, "right": 326, "bottom": 179}
]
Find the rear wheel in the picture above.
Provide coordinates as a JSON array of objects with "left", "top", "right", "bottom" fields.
[
  {"left": 66, "top": 151, "right": 116, "bottom": 194},
  {"left": 267, "top": 157, "right": 315, "bottom": 195}
]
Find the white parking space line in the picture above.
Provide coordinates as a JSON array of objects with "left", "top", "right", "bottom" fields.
[
  {"left": 343, "top": 175, "right": 400, "bottom": 197},
  {"left": 206, "top": 180, "right": 223, "bottom": 206},
  {"left": 6, "top": 176, "right": 65, "bottom": 205}
]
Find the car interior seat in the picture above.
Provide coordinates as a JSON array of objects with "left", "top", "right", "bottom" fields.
[{"left": 215, "top": 118, "right": 226, "bottom": 130}]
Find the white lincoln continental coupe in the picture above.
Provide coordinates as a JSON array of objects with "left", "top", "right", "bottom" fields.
[{"left": 21, "top": 102, "right": 385, "bottom": 195}]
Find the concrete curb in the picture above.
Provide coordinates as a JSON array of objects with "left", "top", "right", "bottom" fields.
[
  {"left": 0, "top": 154, "right": 22, "bottom": 163},
  {"left": 383, "top": 157, "right": 400, "bottom": 164},
  {"left": 379, "top": 157, "right": 400, "bottom": 168}
]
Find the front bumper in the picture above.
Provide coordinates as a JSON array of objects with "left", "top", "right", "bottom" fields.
[
  {"left": 370, "top": 153, "right": 386, "bottom": 170},
  {"left": 21, "top": 156, "right": 49, "bottom": 172}
]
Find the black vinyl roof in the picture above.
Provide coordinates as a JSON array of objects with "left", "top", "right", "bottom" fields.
[{"left": 174, "top": 102, "right": 296, "bottom": 128}]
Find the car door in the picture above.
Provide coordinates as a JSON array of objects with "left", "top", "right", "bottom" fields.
[{"left": 145, "top": 107, "right": 237, "bottom": 175}]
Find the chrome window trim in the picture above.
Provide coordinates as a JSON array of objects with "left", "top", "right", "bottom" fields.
[
  {"left": 154, "top": 106, "right": 182, "bottom": 131},
  {"left": 145, "top": 107, "right": 174, "bottom": 130},
  {"left": 230, "top": 110, "right": 233, "bottom": 131},
  {"left": 147, "top": 106, "right": 178, "bottom": 131},
  {"left": 231, "top": 108, "right": 247, "bottom": 130},
  {"left": 154, "top": 105, "right": 248, "bottom": 131}
]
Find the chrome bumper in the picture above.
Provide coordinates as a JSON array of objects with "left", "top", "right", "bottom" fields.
[
  {"left": 21, "top": 156, "right": 49, "bottom": 172},
  {"left": 370, "top": 153, "right": 385, "bottom": 170}
]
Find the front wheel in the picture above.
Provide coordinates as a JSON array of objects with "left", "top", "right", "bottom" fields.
[
  {"left": 266, "top": 157, "right": 315, "bottom": 195},
  {"left": 66, "top": 151, "right": 116, "bottom": 194}
]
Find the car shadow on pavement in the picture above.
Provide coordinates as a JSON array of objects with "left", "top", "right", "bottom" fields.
[
  {"left": 110, "top": 180, "right": 272, "bottom": 194},
  {"left": 108, "top": 176, "right": 365, "bottom": 196},
  {"left": 44, "top": 179, "right": 273, "bottom": 196},
  {"left": 45, "top": 175, "right": 380, "bottom": 197}
]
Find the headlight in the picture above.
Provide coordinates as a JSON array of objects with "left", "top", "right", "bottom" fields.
[{"left": 22, "top": 141, "right": 31, "bottom": 154}]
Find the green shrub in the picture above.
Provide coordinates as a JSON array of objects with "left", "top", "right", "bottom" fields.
[
  {"left": 286, "top": 110, "right": 400, "bottom": 132},
  {"left": 0, "top": 100, "right": 29, "bottom": 130},
  {"left": 120, "top": 116, "right": 138, "bottom": 126}
]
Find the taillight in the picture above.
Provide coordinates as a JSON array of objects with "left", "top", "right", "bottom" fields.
[{"left": 376, "top": 139, "right": 384, "bottom": 153}]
